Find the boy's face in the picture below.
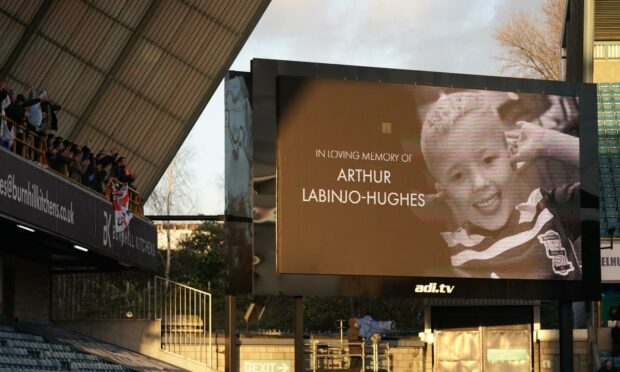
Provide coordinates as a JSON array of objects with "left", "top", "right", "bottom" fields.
[{"left": 429, "top": 109, "right": 518, "bottom": 231}]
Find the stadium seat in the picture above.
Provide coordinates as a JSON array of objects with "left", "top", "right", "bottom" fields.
[
  {"left": 602, "top": 167, "right": 612, "bottom": 176},
  {"left": 0, "top": 331, "right": 43, "bottom": 343},
  {"left": 601, "top": 350, "right": 612, "bottom": 357},
  {"left": 609, "top": 145, "right": 620, "bottom": 154},
  {"left": 0, "top": 327, "right": 128, "bottom": 371},
  {"left": 0, "top": 347, "right": 27, "bottom": 357}
]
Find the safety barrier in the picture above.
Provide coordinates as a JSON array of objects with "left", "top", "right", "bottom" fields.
[{"left": 51, "top": 273, "right": 213, "bottom": 366}]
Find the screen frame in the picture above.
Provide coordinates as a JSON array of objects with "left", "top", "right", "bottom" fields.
[{"left": 249, "top": 58, "right": 599, "bottom": 300}]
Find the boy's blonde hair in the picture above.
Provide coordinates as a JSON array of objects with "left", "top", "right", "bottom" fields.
[{"left": 421, "top": 91, "right": 500, "bottom": 169}]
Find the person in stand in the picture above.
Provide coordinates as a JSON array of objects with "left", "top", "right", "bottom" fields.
[
  {"left": 5, "top": 94, "right": 34, "bottom": 156},
  {"left": 599, "top": 359, "right": 618, "bottom": 372},
  {"left": 113, "top": 156, "right": 136, "bottom": 187},
  {"left": 0, "top": 81, "right": 13, "bottom": 149},
  {"left": 610, "top": 306, "right": 620, "bottom": 322},
  {"left": 69, "top": 147, "right": 86, "bottom": 183},
  {"left": 39, "top": 89, "right": 61, "bottom": 134},
  {"left": 50, "top": 139, "right": 71, "bottom": 175}
]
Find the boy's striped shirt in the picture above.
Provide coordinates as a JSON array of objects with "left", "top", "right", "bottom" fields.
[{"left": 441, "top": 183, "right": 581, "bottom": 280}]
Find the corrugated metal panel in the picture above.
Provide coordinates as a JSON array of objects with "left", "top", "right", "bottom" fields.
[
  {"left": 39, "top": 52, "right": 86, "bottom": 113},
  {"left": 95, "top": 24, "right": 132, "bottom": 71},
  {"left": 0, "top": 0, "right": 271, "bottom": 198},
  {"left": 0, "top": 0, "right": 43, "bottom": 23},
  {"left": 596, "top": 0, "right": 620, "bottom": 41},
  {"left": 60, "top": 66, "right": 104, "bottom": 118},
  {"left": 66, "top": 8, "right": 119, "bottom": 70},
  {"left": 56, "top": 113, "right": 79, "bottom": 138},
  {"left": 83, "top": 84, "right": 133, "bottom": 141},
  {"left": 218, "top": 0, "right": 253, "bottom": 33},
  {"left": 144, "top": 0, "right": 190, "bottom": 49},
  {"left": 39, "top": 1, "right": 87, "bottom": 47},
  {"left": 192, "top": 0, "right": 232, "bottom": 25},
  {"left": 594, "top": 41, "right": 620, "bottom": 59},
  {"left": 0, "top": 13, "right": 24, "bottom": 67},
  {"left": 12, "top": 36, "right": 59, "bottom": 85},
  {"left": 117, "top": 39, "right": 160, "bottom": 92},
  {"left": 86, "top": 0, "right": 151, "bottom": 29}
]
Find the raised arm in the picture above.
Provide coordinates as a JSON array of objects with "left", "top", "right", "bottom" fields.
[{"left": 508, "top": 121, "right": 579, "bottom": 167}]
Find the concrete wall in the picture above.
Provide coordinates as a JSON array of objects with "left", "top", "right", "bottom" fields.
[
  {"left": 56, "top": 320, "right": 596, "bottom": 372},
  {"left": 56, "top": 319, "right": 210, "bottom": 371},
  {"left": 594, "top": 60, "right": 620, "bottom": 82},
  {"left": 160, "top": 337, "right": 426, "bottom": 372},
  {"left": 56, "top": 320, "right": 425, "bottom": 372}
]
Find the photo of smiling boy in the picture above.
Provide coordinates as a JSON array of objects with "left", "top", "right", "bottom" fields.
[{"left": 420, "top": 92, "right": 581, "bottom": 280}]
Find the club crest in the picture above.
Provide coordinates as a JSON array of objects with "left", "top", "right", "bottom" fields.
[{"left": 538, "top": 230, "right": 574, "bottom": 276}]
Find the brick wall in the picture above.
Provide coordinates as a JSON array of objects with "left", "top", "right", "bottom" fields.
[{"left": 537, "top": 330, "right": 591, "bottom": 372}]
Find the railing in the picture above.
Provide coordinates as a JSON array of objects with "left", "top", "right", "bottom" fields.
[
  {"left": 51, "top": 271, "right": 154, "bottom": 321},
  {"left": 307, "top": 337, "right": 391, "bottom": 372},
  {"left": 2, "top": 114, "right": 47, "bottom": 165},
  {"left": 1, "top": 114, "right": 143, "bottom": 216},
  {"left": 155, "top": 276, "right": 212, "bottom": 366},
  {"left": 51, "top": 273, "right": 213, "bottom": 366}
]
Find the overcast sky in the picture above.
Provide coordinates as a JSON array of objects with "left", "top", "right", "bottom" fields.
[{"left": 146, "top": 0, "right": 546, "bottom": 215}]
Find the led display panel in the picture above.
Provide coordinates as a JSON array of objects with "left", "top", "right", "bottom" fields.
[
  {"left": 278, "top": 78, "right": 584, "bottom": 280},
  {"left": 245, "top": 59, "right": 599, "bottom": 299}
]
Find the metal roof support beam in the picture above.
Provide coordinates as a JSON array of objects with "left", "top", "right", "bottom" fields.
[
  {"left": 68, "top": 0, "right": 163, "bottom": 140},
  {"left": 0, "top": 0, "right": 54, "bottom": 80},
  {"left": 144, "top": 0, "right": 272, "bottom": 199}
]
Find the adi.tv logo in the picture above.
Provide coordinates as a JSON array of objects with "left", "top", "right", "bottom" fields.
[{"left": 414, "top": 282, "right": 454, "bottom": 294}]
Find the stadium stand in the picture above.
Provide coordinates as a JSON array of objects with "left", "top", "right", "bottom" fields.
[
  {"left": 1, "top": 109, "right": 143, "bottom": 215},
  {"left": 0, "top": 324, "right": 128, "bottom": 371},
  {"left": 0, "top": 1, "right": 270, "bottom": 370},
  {"left": 599, "top": 82, "right": 620, "bottom": 238}
]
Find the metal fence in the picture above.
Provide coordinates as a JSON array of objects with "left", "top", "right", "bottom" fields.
[
  {"left": 51, "top": 273, "right": 212, "bottom": 366},
  {"left": 155, "top": 276, "right": 212, "bottom": 365},
  {"left": 307, "top": 337, "right": 391, "bottom": 372}
]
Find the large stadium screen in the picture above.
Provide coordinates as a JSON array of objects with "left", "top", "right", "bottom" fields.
[{"left": 276, "top": 76, "right": 583, "bottom": 281}]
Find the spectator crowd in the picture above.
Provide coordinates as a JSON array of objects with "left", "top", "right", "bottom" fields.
[{"left": 0, "top": 80, "right": 137, "bottom": 196}]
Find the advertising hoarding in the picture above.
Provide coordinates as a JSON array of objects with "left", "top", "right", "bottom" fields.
[
  {"left": 601, "top": 244, "right": 620, "bottom": 282},
  {"left": 0, "top": 148, "right": 158, "bottom": 271}
]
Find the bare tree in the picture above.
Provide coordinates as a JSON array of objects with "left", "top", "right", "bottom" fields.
[
  {"left": 144, "top": 148, "right": 196, "bottom": 279},
  {"left": 494, "top": 0, "right": 566, "bottom": 80}
]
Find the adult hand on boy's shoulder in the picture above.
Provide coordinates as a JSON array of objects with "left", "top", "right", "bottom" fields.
[{"left": 507, "top": 121, "right": 548, "bottom": 167}]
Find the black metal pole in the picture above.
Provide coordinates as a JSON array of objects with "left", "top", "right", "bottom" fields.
[
  {"left": 559, "top": 301, "right": 574, "bottom": 372},
  {"left": 295, "top": 296, "right": 304, "bottom": 372},
  {"left": 226, "top": 295, "right": 237, "bottom": 372}
]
